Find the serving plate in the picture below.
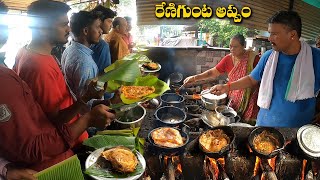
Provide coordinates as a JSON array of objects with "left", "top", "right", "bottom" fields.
[
  {"left": 139, "top": 63, "right": 161, "bottom": 73},
  {"left": 85, "top": 147, "right": 146, "bottom": 180}
]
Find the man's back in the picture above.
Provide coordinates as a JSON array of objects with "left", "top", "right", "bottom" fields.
[{"left": 0, "top": 66, "right": 74, "bottom": 171}]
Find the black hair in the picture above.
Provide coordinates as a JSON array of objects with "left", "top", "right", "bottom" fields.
[
  {"left": 232, "top": 34, "right": 245, "bottom": 46},
  {"left": 0, "top": 1, "right": 8, "bottom": 26},
  {"left": 0, "top": 1, "right": 8, "bottom": 49},
  {"left": 70, "top": 11, "right": 100, "bottom": 37},
  {"left": 112, "top": 17, "right": 122, "bottom": 28},
  {"left": 267, "top": 11, "right": 302, "bottom": 38},
  {"left": 27, "top": 0, "right": 70, "bottom": 28},
  {"left": 0, "top": 1, "right": 8, "bottom": 14},
  {"left": 124, "top": 16, "right": 132, "bottom": 22},
  {"left": 91, "top": 5, "right": 116, "bottom": 21}
]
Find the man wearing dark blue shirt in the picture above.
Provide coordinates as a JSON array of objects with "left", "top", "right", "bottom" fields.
[
  {"left": 90, "top": 5, "right": 116, "bottom": 75},
  {"left": 90, "top": 6, "right": 116, "bottom": 100},
  {"left": 211, "top": 11, "right": 320, "bottom": 128}
]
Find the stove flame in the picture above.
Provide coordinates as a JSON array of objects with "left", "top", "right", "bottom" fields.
[{"left": 203, "top": 156, "right": 226, "bottom": 180}]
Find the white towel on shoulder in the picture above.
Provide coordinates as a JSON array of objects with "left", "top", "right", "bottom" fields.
[{"left": 257, "top": 41, "right": 315, "bottom": 109}]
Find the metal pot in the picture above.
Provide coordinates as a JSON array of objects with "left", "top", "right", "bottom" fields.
[
  {"left": 200, "top": 90, "right": 227, "bottom": 110},
  {"left": 160, "top": 93, "right": 185, "bottom": 109},
  {"left": 155, "top": 106, "right": 187, "bottom": 126},
  {"left": 114, "top": 104, "right": 146, "bottom": 129}
]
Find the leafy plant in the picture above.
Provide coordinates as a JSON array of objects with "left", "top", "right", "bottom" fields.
[
  {"left": 198, "top": 19, "right": 258, "bottom": 47},
  {"left": 83, "top": 135, "right": 136, "bottom": 150}
]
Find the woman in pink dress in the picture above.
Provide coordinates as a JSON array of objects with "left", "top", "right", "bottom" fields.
[{"left": 184, "top": 34, "right": 260, "bottom": 124}]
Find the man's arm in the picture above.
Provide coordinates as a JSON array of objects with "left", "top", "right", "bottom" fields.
[
  {"left": 211, "top": 75, "right": 258, "bottom": 95},
  {"left": 0, "top": 72, "right": 114, "bottom": 164}
]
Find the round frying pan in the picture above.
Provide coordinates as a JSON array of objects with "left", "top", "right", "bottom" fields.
[
  {"left": 148, "top": 127, "right": 189, "bottom": 155},
  {"left": 154, "top": 106, "right": 187, "bottom": 126},
  {"left": 248, "top": 127, "right": 285, "bottom": 159},
  {"left": 198, "top": 126, "right": 235, "bottom": 159}
]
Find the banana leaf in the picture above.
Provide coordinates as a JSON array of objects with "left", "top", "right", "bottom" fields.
[
  {"left": 35, "top": 155, "right": 84, "bottom": 180},
  {"left": 98, "top": 59, "right": 141, "bottom": 83},
  {"left": 120, "top": 75, "right": 170, "bottom": 104},
  {"left": 84, "top": 150, "right": 143, "bottom": 178},
  {"left": 121, "top": 53, "right": 151, "bottom": 63},
  {"left": 83, "top": 135, "right": 135, "bottom": 150}
]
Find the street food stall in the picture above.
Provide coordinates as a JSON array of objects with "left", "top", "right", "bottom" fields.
[{"left": 2, "top": 0, "right": 320, "bottom": 180}]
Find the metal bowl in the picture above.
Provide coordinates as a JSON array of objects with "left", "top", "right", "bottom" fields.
[
  {"left": 114, "top": 105, "right": 146, "bottom": 129},
  {"left": 155, "top": 106, "right": 186, "bottom": 126},
  {"left": 200, "top": 90, "right": 227, "bottom": 111},
  {"left": 201, "top": 89, "right": 227, "bottom": 104}
]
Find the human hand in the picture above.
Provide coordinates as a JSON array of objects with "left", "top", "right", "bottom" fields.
[
  {"left": 210, "top": 84, "right": 228, "bottom": 95},
  {"left": 81, "top": 78, "right": 105, "bottom": 102},
  {"left": 87, "top": 104, "right": 116, "bottom": 129},
  {"left": 110, "top": 90, "right": 122, "bottom": 104},
  {"left": 6, "top": 165, "right": 37, "bottom": 180},
  {"left": 92, "top": 99, "right": 111, "bottom": 107},
  {"left": 183, "top": 75, "right": 197, "bottom": 85}
]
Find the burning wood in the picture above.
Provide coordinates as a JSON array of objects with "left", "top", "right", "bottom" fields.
[
  {"left": 260, "top": 158, "right": 278, "bottom": 180},
  {"left": 162, "top": 155, "right": 183, "bottom": 180},
  {"left": 301, "top": 159, "right": 308, "bottom": 180},
  {"left": 166, "top": 158, "right": 175, "bottom": 180},
  {"left": 203, "top": 156, "right": 229, "bottom": 180},
  {"left": 203, "top": 156, "right": 217, "bottom": 180},
  {"left": 253, "top": 157, "right": 261, "bottom": 177},
  {"left": 217, "top": 159, "right": 230, "bottom": 180},
  {"left": 268, "top": 157, "right": 276, "bottom": 171},
  {"left": 311, "top": 161, "right": 319, "bottom": 178}
]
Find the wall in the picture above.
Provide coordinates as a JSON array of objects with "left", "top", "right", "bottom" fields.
[{"left": 145, "top": 47, "right": 230, "bottom": 81}]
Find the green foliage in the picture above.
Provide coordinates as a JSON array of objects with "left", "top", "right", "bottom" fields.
[
  {"left": 35, "top": 156, "right": 84, "bottom": 180},
  {"left": 198, "top": 19, "right": 253, "bottom": 47},
  {"left": 83, "top": 135, "right": 136, "bottom": 150}
]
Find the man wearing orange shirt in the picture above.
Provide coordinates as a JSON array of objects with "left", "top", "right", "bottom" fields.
[
  {"left": 13, "top": 0, "right": 98, "bottom": 144},
  {"left": 105, "top": 17, "right": 130, "bottom": 63}
]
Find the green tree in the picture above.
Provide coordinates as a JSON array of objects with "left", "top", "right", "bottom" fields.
[{"left": 198, "top": 19, "right": 256, "bottom": 47}]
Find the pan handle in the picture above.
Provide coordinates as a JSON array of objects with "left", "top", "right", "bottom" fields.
[{"left": 182, "top": 123, "right": 191, "bottom": 136}]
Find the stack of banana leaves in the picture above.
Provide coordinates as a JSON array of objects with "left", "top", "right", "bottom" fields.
[{"left": 98, "top": 53, "right": 169, "bottom": 104}]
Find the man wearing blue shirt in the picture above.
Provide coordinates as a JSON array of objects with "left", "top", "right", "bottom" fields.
[
  {"left": 90, "top": 5, "right": 116, "bottom": 99},
  {"left": 90, "top": 5, "right": 116, "bottom": 74},
  {"left": 61, "top": 11, "right": 102, "bottom": 101},
  {"left": 212, "top": 11, "right": 320, "bottom": 128}
]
